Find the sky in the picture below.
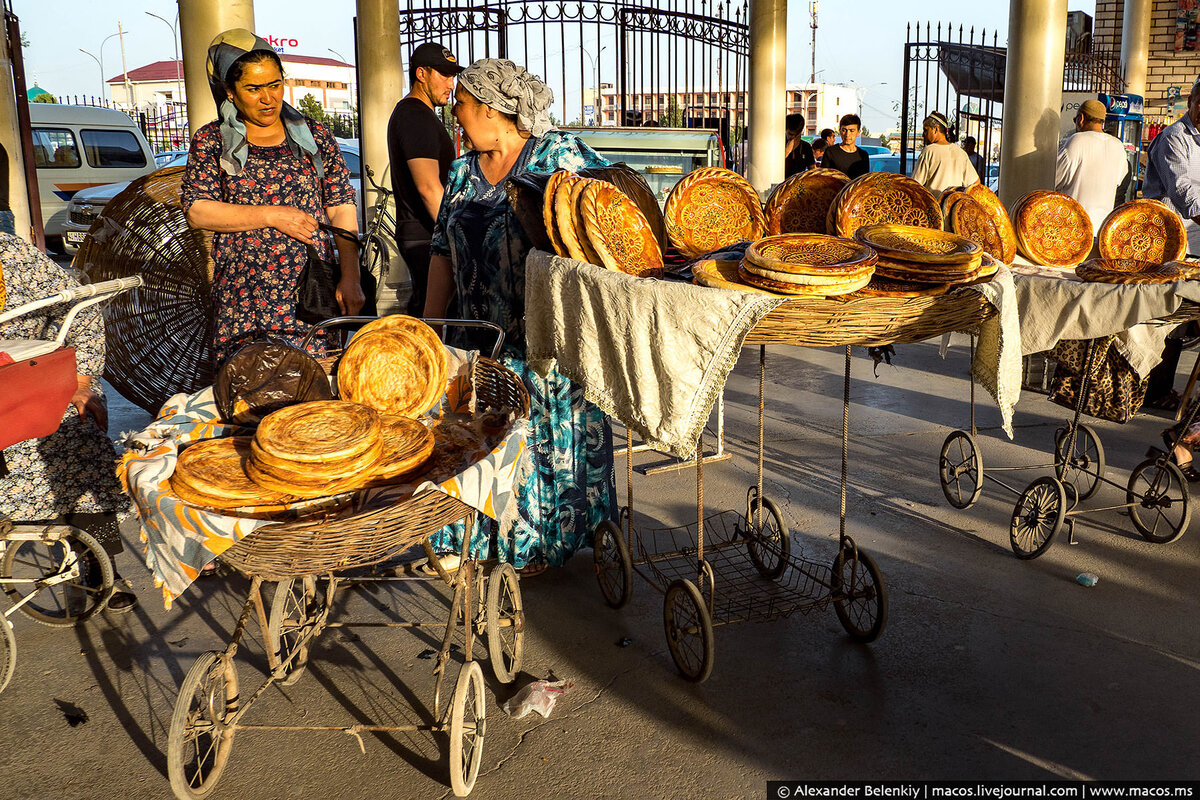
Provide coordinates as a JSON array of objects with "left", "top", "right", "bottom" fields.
[{"left": 16, "top": 0, "right": 1098, "bottom": 135}]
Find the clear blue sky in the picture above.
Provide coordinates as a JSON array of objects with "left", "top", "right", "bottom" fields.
[{"left": 17, "top": 0, "right": 1097, "bottom": 134}]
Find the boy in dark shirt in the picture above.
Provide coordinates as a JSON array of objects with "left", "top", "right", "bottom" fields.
[
  {"left": 821, "top": 113, "right": 871, "bottom": 178},
  {"left": 386, "top": 43, "right": 463, "bottom": 315},
  {"left": 784, "top": 113, "right": 814, "bottom": 177}
]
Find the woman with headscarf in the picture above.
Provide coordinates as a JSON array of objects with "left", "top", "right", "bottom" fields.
[
  {"left": 181, "top": 29, "right": 362, "bottom": 365},
  {"left": 423, "top": 58, "right": 616, "bottom": 572}
]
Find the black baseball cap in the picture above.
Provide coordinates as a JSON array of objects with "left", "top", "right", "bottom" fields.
[{"left": 411, "top": 43, "right": 464, "bottom": 76}]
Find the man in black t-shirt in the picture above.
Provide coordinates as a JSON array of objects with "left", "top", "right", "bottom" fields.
[
  {"left": 387, "top": 43, "right": 463, "bottom": 315},
  {"left": 784, "top": 113, "right": 814, "bottom": 177},
  {"left": 821, "top": 114, "right": 871, "bottom": 178}
]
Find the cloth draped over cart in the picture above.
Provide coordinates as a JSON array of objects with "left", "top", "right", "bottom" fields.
[
  {"left": 525, "top": 250, "right": 1021, "bottom": 452},
  {"left": 120, "top": 348, "right": 531, "bottom": 607}
]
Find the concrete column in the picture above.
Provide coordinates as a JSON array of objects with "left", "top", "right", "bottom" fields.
[
  {"left": 1120, "top": 0, "right": 1153, "bottom": 98},
  {"left": 0, "top": 44, "right": 31, "bottom": 241},
  {"left": 178, "top": 0, "right": 255, "bottom": 135},
  {"left": 356, "top": 0, "right": 403, "bottom": 215},
  {"left": 746, "top": 0, "right": 787, "bottom": 195},
  {"left": 997, "top": 0, "right": 1067, "bottom": 207}
]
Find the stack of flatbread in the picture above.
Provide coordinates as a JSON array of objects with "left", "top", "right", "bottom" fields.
[
  {"left": 170, "top": 436, "right": 295, "bottom": 510},
  {"left": 338, "top": 315, "right": 449, "bottom": 417},
  {"left": 736, "top": 233, "right": 877, "bottom": 297},
  {"left": 543, "top": 170, "right": 664, "bottom": 277},
  {"left": 851, "top": 224, "right": 996, "bottom": 295}
]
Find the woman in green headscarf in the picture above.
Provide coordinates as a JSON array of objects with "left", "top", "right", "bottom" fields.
[{"left": 182, "top": 28, "right": 362, "bottom": 365}]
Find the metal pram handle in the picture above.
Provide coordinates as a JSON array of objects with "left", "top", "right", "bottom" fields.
[
  {"left": 302, "top": 317, "right": 506, "bottom": 361},
  {"left": 0, "top": 276, "right": 144, "bottom": 346}
]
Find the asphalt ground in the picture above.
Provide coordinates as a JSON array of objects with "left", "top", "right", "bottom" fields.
[{"left": 1, "top": 336, "right": 1198, "bottom": 799}]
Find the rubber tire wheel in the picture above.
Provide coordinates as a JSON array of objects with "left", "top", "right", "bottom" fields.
[
  {"left": 1127, "top": 458, "right": 1192, "bottom": 544},
  {"left": 168, "top": 651, "right": 238, "bottom": 800},
  {"left": 485, "top": 563, "right": 524, "bottom": 684},
  {"left": 1054, "top": 423, "right": 1106, "bottom": 502},
  {"left": 831, "top": 548, "right": 888, "bottom": 643},
  {"left": 0, "top": 617, "right": 14, "bottom": 695},
  {"left": 663, "top": 579, "right": 715, "bottom": 683},
  {"left": 939, "top": 430, "right": 984, "bottom": 509},
  {"left": 593, "top": 520, "right": 633, "bottom": 609},
  {"left": 1009, "top": 476, "right": 1066, "bottom": 560},
  {"left": 2, "top": 528, "right": 113, "bottom": 627},
  {"left": 745, "top": 496, "right": 790, "bottom": 580},
  {"left": 267, "top": 576, "right": 321, "bottom": 686},
  {"left": 449, "top": 661, "right": 486, "bottom": 797}
]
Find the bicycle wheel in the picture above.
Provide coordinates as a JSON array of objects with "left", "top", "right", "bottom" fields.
[
  {"left": 831, "top": 546, "right": 888, "bottom": 642},
  {"left": 167, "top": 651, "right": 238, "bottom": 800},
  {"left": 592, "top": 520, "right": 633, "bottom": 608},
  {"left": 485, "top": 564, "right": 524, "bottom": 684},
  {"left": 0, "top": 616, "right": 15, "bottom": 695},
  {"left": 939, "top": 430, "right": 984, "bottom": 509},
  {"left": 744, "top": 495, "right": 790, "bottom": 580},
  {"left": 1127, "top": 458, "right": 1191, "bottom": 544},
  {"left": 361, "top": 232, "right": 390, "bottom": 283},
  {"left": 1054, "top": 424, "right": 1106, "bottom": 501},
  {"left": 266, "top": 576, "right": 324, "bottom": 686},
  {"left": 2, "top": 528, "right": 113, "bottom": 626}
]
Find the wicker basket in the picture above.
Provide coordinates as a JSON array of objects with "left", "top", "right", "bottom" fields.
[
  {"left": 217, "top": 357, "right": 529, "bottom": 581},
  {"left": 744, "top": 290, "right": 994, "bottom": 347}
]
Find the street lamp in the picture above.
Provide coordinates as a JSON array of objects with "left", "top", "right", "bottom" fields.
[
  {"left": 850, "top": 80, "right": 887, "bottom": 118},
  {"left": 82, "top": 31, "right": 123, "bottom": 102},
  {"left": 581, "top": 45, "right": 607, "bottom": 126},
  {"left": 146, "top": 11, "right": 183, "bottom": 109},
  {"left": 328, "top": 49, "right": 355, "bottom": 116}
]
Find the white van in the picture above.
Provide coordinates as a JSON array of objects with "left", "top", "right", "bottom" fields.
[{"left": 29, "top": 104, "right": 156, "bottom": 252}]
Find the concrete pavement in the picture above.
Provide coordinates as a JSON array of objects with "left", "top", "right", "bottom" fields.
[{"left": 1, "top": 338, "right": 1198, "bottom": 799}]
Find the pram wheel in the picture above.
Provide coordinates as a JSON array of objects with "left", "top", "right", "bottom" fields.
[
  {"left": 831, "top": 545, "right": 888, "bottom": 642},
  {"left": 485, "top": 563, "right": 524, "bottom": 684},
  {"left": 2, "top": 528, "right": 113, "bottom": 626},
  {"left": 744, "top": 494, "right": 789, "bottom": 580},
  {"left": 1127, "top": 458, "right": 1191, "bottom": 544},
  {"left": 1054, "top": 423, "right": 1106, "bottom": 501},
  {"left": 167, "top": 651, "right": 238, "bottom": 800},
  {"left": 663, "top": 579, "right": 714, "bottom": 682},
  {"left": 1009, "top": 477, "right": 1065, "bottom": 559},
  {"left": 267, "top": 576, "right": 325, "bottom": 686},
  {"left": 593, "top": 520, "right": 633, "bottom": 609},
  {"left": 939, "top": 431, "right": 983, "bottom": 509},
  {"left": 448, "top": 661, "right": 486, "bottom": 797}
]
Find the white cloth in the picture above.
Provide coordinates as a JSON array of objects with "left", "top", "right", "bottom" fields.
[
  {"left": 911, "top": 143, "right": 979, "bottom": 196},
  {"left": 526, "top": 250, "right": 1021, "bottom": 452},
  {"left": 1055, "top": 130, "right": 1129, "bottom": 236}
]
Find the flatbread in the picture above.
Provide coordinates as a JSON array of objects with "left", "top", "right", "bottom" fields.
[
  {"left": 737, "top": 263, "right": 871, "bottom": 296},
  {"left": 255, "top": 400, "right": 381, "bottom": 463},
  {"left": 691, "top": 258, "right": 772, "bottom": 293},
  {"left": 965, "top": 183, "right": 1017, "bottom": 264},
  {"left": 248, "top": 436, "right": 384, "bottom": 485},
  {"left": 744, "top": 233, "right": 878, "bottom": 276},
  {"left": 854, "top": 223, "right": 980, "bottom": 265},
  {"left": 245, "top": 459, "right": 371, "bottom": 499},
  {"left": 1075, "top": 258, "right": 1184, "bottom": 285},
  {"left": 579, "top": 181, "right": 664, "bottom": 277},
  {"left": 369, "top": 414, "right": 436, "bottom": 482},
  {"left": 949, "top": 195, "right": 1007, "bottom": 262},
  {"left": 854, "top": 276, "right": 951, "bottom": 297},
  {"left": 337, "top": 330, "right": 440, "bottom": 417},
  {"left": 542, "top": 170, "right": 572, "bottom": 257},
  {"left": 354, "top": 315, "right": 449, "bottom": 414},
  {"left": 741, "top": 258, "right": 873, "bottom": 286},
  {"left": 555, "top": 176, "right": 594, "bottom": 264},
  {"left": 872, "top": 252, "right": 983, "bottom": 282},
  {"left": 422, "top": 419, "right": 489, "bottom": 481},
  {"left": 1013, "top": 190, "right": 1093, "bottom": 269},
  {"left": 170, "top": 436, "right": 293, "bottom": 506}
]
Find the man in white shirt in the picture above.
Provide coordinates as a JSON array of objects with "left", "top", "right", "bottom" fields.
[
  {"left": 911, "top": 112, "right": 979, "bottom": 197},
  {"left": 1055, "top": 99, "right": 1128, "bottom": 236}
]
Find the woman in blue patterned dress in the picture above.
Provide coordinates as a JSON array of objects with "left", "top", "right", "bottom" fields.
[
  {"left": 181, "top": 29, "right": 362, "bottom": 366},
  {"left": 424, "top": 58, "right": 617, "bottom": 570}
]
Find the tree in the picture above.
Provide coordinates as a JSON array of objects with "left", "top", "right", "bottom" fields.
[
  {"left": 859, "top": 124, "right": 871, "bottom": 139},
  {"left": 31, "top": 93, "right": 57, "bottom": 104},
  {"left": 296, "top": 93, "right": 330, "bottom": 126},
  {"left": 664, "top": 95, "right": 684, "bottom": 128},
  {"left": 878, "top": 133, "right": 891, "bottom": 148}
]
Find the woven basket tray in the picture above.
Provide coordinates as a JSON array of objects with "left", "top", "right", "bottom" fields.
[
  {"left": 744, "top": 290, "right": 994, "bottom": 347},
  {"left": 218, "top": 357, "right": 529, "bottom": 581}
]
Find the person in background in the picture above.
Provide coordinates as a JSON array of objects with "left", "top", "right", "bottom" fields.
[
  {"left": 0, "top": 233, "right": 138, "bottom": 611},
  {"left": 963, "top": 135, "right": 985, "bottom": 182},
  {"left": 423, "top": 58, "right": 616, "bottom": 574},
  {"left": 387, "top": 43, "right": 463, "bottom": 317},
  {"left": 819, "top": 128, "right": 836, "bottom": 151},
  {"left": 811, "top": 137, "right": 827, "bottom": 166},
  {"left": 911, "top": 111, "right": 978, "bottom": 196},
  {"left": 821, "top": 114, "right": 870, "bottom": 178},
  {"left": 784, "top": 113, "right": 814, "bottom": 177},
  {"left": 1055, "top": 99, "right": 1127, "bottom": 238}
]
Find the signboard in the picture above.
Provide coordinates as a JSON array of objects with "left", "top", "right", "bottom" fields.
[
  {"left": 1176, "top": 0, "right": 1200, "bottom": 51},
  {"left": 1168, "top": 85, "right": 1182, "bottom": 114},
  {"left": 584, "top": 103, "right": 595, "bottom": 125}
]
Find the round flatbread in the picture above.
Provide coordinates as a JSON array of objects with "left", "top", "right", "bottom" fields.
[
  {"left": 370, "top": 414, "right": 436, "bottom": 483},
  {"left": 691, "top": 259, "right": 772, "bottom": 293},
  {"left": 744, "top": 233, "right": 878, "bottom": 276},
  {"left": 741, "top": 258, "right": 873, "bottom": 286},
  {"left": 1097, "top": 199, "right": 1188, "bottom": 263},
  {"left": 949, "top": 195, "right": 1007, "bottom": 262},
  {"left": 853, "top": 276, "right": 951, "bottom": 297},
  {"left": 965, "top": 183, "right": 1017, "bottom": 264},
  {"left": 256, "top": 400, "right": 381, "bottom": 463},
  {"left": 338, "top": 330, "right": 441, "bottom": 417},
  {"left": 939, "top": 188, "right": 970, "bottom": 223},
  {"left": 1075, "top": 258, "right": 1184, "bottom": 285},
  {"left": 171, "top": 437, "right": 293, "bottom": 507},
  {"left": 1013, "top": 190, "right": 1093, "bottom": 269},
  {"left": 664, "top": 167, "right": 766, "bottom": 257},
  {"left": 354, "top": 315, "right": 449, "bottom": 415},
  {"left": 245, "top": 458, "right": 370, "bottom": 499},
  {"left": 737, "top": 263, "right": 871, "bottom": 296},
  {"left": 873, "top": 253, "right": 983, "bottom": 284},
  {"left": 827, "top": 172, "right": 942, "bottom": 238},
  {"left": 542, "top": 170, "right": 573, "bottom": 258},
  {"left": 579, "top": 181, "right": 664, "bottom": 277},
  {"left": 764, "top": 168, "right": 850, "bottom": 235},
  {"left": 422, "top": 419, "right": 489, "bottom": 481},
  {"left": 248, "top": 436, "right": 384, "bottom": 485},
  {"left": 854, "top": 223, "right": 980, "bottom": 265}
]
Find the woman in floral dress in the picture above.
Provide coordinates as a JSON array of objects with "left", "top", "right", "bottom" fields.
[
  {"left": 0, "top": 233, "right": 137, "bottom": 610},
  {"left": 424, "top": 58, "right": 617, "bottom": 570},
  {"left": 181, "top": 28, "right": 361, "bottom": 366}
]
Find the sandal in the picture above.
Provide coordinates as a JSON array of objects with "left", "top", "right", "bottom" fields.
[
  {"left": 105, "top": 591, "right": 138, "bottom": 613},
  {"left": 1146, "top": 390, "right": 1182, "bottom": 412},
  {"left": 518, "top": 562, "right": 549, "bottom": 577}
]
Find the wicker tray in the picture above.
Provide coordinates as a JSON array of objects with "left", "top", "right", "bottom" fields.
[
  {"left": 217, "top": 356, "right": 529, "bottom": 581},
  {"left": 744, "top": 288, "right": 994, "bottom": 347}
]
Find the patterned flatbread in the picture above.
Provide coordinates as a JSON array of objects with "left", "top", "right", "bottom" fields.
[
  {"left": 827, "top": 172, "right": 942, "bottom": 238},
  {"left": 664, "top": 167, "right": 766, "bottom": 257},
  {"left": 1097, "top": 199, "right": 1188, "bottom": 263},
  {"left": 964, "top": 183, "right": 1017, "bottom": 264},
  {"left": 737, "top": 263, "right": 871, "bottom": 296},
  {"left": 854, "top": 223, "right": 980, "bottom": 265},
  {"left": 355, "top": 315, "right": 449, "bottom": 415},
  {"left": 949, "top": 195, "right": 1006, "bottom": 262},
  {"left": 580, "top": 181, "right": 664, "bottom": 277},
  {"left": 1075, "top": 258, "right": 1184, "bottom": 285},
  {"left": 248, "top": 436, "right": 384, "bottom": 484},
  {"left": 338, "top": 330, "right": 440, "bottom": 417},
  {"left": 744, "top": 233, "right": 878, "bottom": 276},
  {"left": 939, "top": 188, "right": 970, "bottom": 222},
  {"left": 1013, "top": 190, "right": 1093, "bottom": 269},
  {"left": 370, "top": 414, "right": 436, "bottom": 483},
  {"left": 741, "top": 258, "right": 873, "bottom": 286},
  {"left": 542, "top": 170, "right": 572, "bottom": 257},
  {"left": 170, "top": 436, "right": 294, "bottom": 507},
  {"left": 691, "top": 258, "right": 772, "bottom": 293},
  {"left": 764, "top": 168, "right": 850, "bottom": 235},
  {"left": 853, "top": 276, "right": 951, "bottom": 297},
  {"left": 873, "top": 253, "right": 983, "bottom": 284},
  {"left": 554, "top": 176, "right": 596, "bottom": 264},
  {"left": 255, "top": 400, "right": 381, "bottom": 463}
]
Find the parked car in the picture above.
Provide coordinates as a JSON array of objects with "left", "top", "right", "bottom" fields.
[
  {"left": 64, "top": 141, "right": 363, "bottom": 254},
  {"left": 867, "top": 153, "right": 916, "bottom": 176},
  {"left": 31, "top": 104, "right": 158, "bottom": 253},
  {"left": 154, "top": 149, "right": 188, "bottom": 168}
]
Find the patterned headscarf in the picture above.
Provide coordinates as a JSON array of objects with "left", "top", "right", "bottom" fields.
[
  {"left": 459, "top": 58, "right": 556, "bottom": 138},
  {"left": 206, "top": 28, "right": 322, "bottom": 178}
]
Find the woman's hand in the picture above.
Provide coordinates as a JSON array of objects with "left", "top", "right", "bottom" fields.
[
  {"left": 336, "top": 274, "right": 366, "bottom": 315},
  {"left": 266, "top": 206, "right": 321, "bottom": 244},
  {"left": 71, "top": 379, "right": 108, "bottom": 432}
]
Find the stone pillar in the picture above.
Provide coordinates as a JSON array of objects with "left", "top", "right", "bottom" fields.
[
  {"left": 178, "top": 0, "right": 255, "bottom": 135},
  {"left": 746, "top": 0, "right": 787, "bottom": 195},
  {"left": 0, "top": 38, "right": 31, "bottom": 241},
  {"left": 997, "top": 0, "right": 1067, "bottom": 207},
  {"left": 356, "top": 0, "right": 403, "bottom": 216},
  {"left": 1120, "top": 0, "right": 1153, "bottom": 98}
]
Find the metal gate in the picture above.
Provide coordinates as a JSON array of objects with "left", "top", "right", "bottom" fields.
[
  {"left": 900, "top": 21, "right": 1125, "bottom": 179},
  {"left": 398, "top": 1, "right": 749, "bottom": 170}
]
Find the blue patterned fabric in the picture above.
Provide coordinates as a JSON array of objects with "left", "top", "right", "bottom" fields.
[{"left": 428, "top": 131, "right": 617, "bottom": 567}]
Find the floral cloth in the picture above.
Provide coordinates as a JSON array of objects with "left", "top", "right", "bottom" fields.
[
  {"left": 181, "top": 118, "right": 355, "bottom": 365},
  {"left": 0, "top": 233, "right": 128, "bottom": 535},
  {"left": 428, "top": 131, "right": 617, "bottom": 567}
]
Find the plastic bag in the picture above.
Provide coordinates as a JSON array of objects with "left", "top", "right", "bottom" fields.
[
  {"left": 501, "top": 679, "right": 573, "bottom": 719},
  {"left": 214, "top": 339, "right": 332, "bottom": 425}
]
